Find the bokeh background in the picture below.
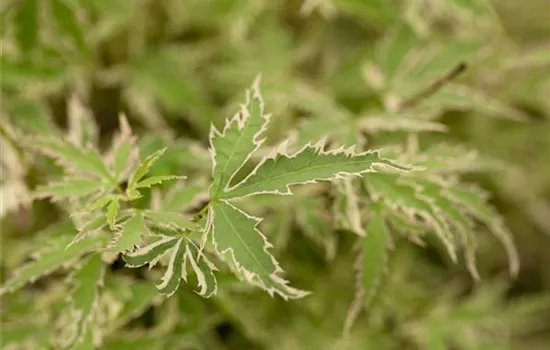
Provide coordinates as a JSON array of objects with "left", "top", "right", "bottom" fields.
[{"left": 1, "top": 0, "right": 549, "bottom": 349}]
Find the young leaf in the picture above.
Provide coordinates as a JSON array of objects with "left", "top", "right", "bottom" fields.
[
  {"left": 14, "top": 0, "right": 39, "bottom": 55},
  {"left": 209, "top": 76, "right": 269, "bottom": 195},
  {"left": 106, "top": 198, "right": 120, "bottom": 229},
  {"left": 122, "top": 236, "right": 179, "bottom": 268},
  {"left": 144, "top": 211, "right": 201, "bottom": 231},
  {"left": 222, "top": 141, "right": 408, "bottom": 199},
  {"left": 362, "top": 215, "right": 392, "bottom": 307},
  {"left": 127, "top": 148, "right": 167, "bottom": 190},
  {"left": 26, "top": 137, "right": 112, "bottom": 180},
  {"left": 110, "top": 212, "right": 147, "bottom": 252},
  {"left": 446, "top": 184, "right": 520, "bottom": 276},
  {"left": 0, "top": 234, "right": 104, "bottom": 295},
  {"left": 210, "top": 200, "right": 308, "bottom": 299},
  {"left": 134, "top": 175, "right": 185, "bottom": 189},
  {"left": 185, "top": 241, "right": 218, "bottom": 297},
  {"left": 162, "top": 184, "right": 208, "bottom": 212},
  {"left": 365, "top": 173, "right": 458, "bottom": 262},
  {"left": 60, "top": 254, "right": 104, "bottom": 349},
  {"left": 156, "top": 237, "right": 187, "bottom": 297},
  {"left": 34, "top": 178, "right": 104, "bottom": 200}
]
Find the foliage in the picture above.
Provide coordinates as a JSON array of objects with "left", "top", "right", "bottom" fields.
[{"left": 1, "top": 0, "right": 549, "bottom": 349}]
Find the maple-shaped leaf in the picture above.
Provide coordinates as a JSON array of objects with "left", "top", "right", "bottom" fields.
[
  {"left": 56, "top": 254, "right": 105, "bottom": 350},
  {"left": 209, "top": 76, "right": 269, "bottom": 196},
  {"left": 109, "top": 212, "right": 147, "bottom": 253},
  {"left": 24, "top": 136, "right": 113, "bottom": 181},
  {"left": 0, "top": 234, "right": 105, "bottom": 295},
  {"left": 209, "top": 200, "right": 309, "bottom": 299}
]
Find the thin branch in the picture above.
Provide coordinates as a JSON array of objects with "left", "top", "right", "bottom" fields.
[{"left": 400, "top": 62, "right": 468, "bottom": 110}]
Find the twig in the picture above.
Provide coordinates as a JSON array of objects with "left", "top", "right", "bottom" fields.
[{"left": 399, "top": 62, "right": 468, "bottom": 110}]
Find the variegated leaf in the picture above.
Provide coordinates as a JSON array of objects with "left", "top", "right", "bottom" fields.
[
  {"left": 127, "top": 148, "right": 167, "bottom": 191},
  {"left": 222, "top": 141, "right": 408, "bottom": 199},
  {"left": 24, "top": 137, "right": 112, "bottom": 181},
  {"left": 109, "top": 212, "right": 147, "bottom": 252},
  {"left": 210, "top": 200, "right": 308, "bottom": 299},
  {"left": 34, "top": 178, "right": 104, "bottom": 201},
  {"left": 0, "top": 234, "right": 104, "bottom": 295},
  {"left": 122, "top": 236, "right": 178, "bottom": 268},
  {"left": 60, "top": 254, "right": 105, "bottom": 349},
  {"left": 210, "top": 76, "right": 269, "bottom": 196}
]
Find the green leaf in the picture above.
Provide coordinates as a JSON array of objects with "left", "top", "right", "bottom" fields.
[
  {"left": 110, "top": 212, "right": 147, "bottom": 252},
  {"left": 210, "top": 200, "right": 308, "bottom": 299},
  {"left": 34, "top": 178, "right": 104, "bottom": 200},
  {"left": 222, "top": 142, "right": 408, "bottom": 199},
  {"left": 49, "top": 0, "right": 89, "bottom": 56},
  {"left": 27, "top": 137, "right": 112, "bottom": 180},
  {"left": 144, "top": 211, "right": 201, "bottom": 231},
  {"left": 0, "top": 234, "right": 104, "bottom": 294},
  {"left": 362, "top": 214, "right": 391, "bottom": 307},
  {"left": 14, "top": 0, "right": 39, "bottom": 55},
  {"left": 61, "top": 254, "right": 104, "bottom": 349},
  {"left": 162, "top": 184, "right": 208, "bottom": 212},
  {"left": 134, "top": 175, "right": 184, "bottom": 189},
  {"left": 106, "top": 198, "right": 120, "bottom": 229},
  {"left": 156, "top": 237, "right": 187, "bottom": 296},
  {"left": 446, "top": 184, "right": 519, "bottom": 276},
  {"left": 127, "top": 148, "right": 167, "bottom": 190},
  {"left": 185, "top": 242, "right": 218, "bottom": 297},
  {"left": 122, "top": 236, "right": 178, "bottom": 268},
  {"left": 210, "top": 77, "right": 269, "bottom": 195},
  {"left": 365, "top": 173, "right": 458, "bottom": 262}
]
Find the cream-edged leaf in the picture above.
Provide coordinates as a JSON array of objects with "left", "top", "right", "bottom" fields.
[
  {"left": 34, "top": 179, "right": 105, "bottom": 201},
  {"left": 109, "top": 212, "right": 146, "bottom": 253},
  {"left": 0, "top": 234, "right": 104, "bottom": 295},
  {"left": 155, "top": 238, "right": 187, "bottom": 297},
  {"left": 134, "top": 175, "right": 185, "bottom": 189},
  {"left": 362, "top": 214, "right": 392, "bottom": 307},
  {"left": 365, "top": 173, "right": 458, "bottom": 262},
  {"left": 222, "top": 141, "right": 408, "bottom": 199},
  {"left": 185, "top": 242, "right": 218, "bottom": 298},
  {"left": 144, "top": 211, "right": 201, "bottom": 231},
  {"left": 127, "top": 148, "right": 167, "bottom": 190},
  {"left": 60, "top": 254, "right": 105, "bottom": 349},
  {"left": 122, "top": 236, "right": 178, "bottom": 268},
  {"left": 24, "top": 137, "right": 112, "bottom": 181},
  {"left": 210, "top": 200, "right": 308, "bottom": 299},
  {"left": 210, "top": 76, "right": 269, "bottom": 196}
]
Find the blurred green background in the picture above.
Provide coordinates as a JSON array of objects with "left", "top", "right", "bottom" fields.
[{"left": 1, "top": 0, "right": 550, "bottom": 349}]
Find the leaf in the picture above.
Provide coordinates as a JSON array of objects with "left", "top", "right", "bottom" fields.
[
  {"left": 0, "top": 234, "right": 104, "bottom": 295},
  {"left": 420, "top": 84, "right": 528, "bottom": 121},
  {"left": 155, "top": 237, "right": 187, "bottom": 297},
  {"left": 144, "top": 211, "right": 201, "bottom": 231},
  {"left": 210, "top": 76, "right": 269, "bottom": 195},
  {"left": 49, "top": 0, "right": 89, "bottom": 56},
  {"left": 106, "top": 198, "right": 120, "bottom": 229},
  {"left": 134, "top": 175, "right": 185, "bottom": 189},
  {"left": 61, "top": 254, "right": 104, "bottom": 349},
  {"left": 34, "top": 178, "right": 104, "bottom": 200},
  {"left": 185, "top": 242, "right": 218, "bottom": 297},
  {"left": 362, "top": 214, "right": 391, "bottom": 307},
  {"left": 110, "top": 212, "right": 147, "bottom": 252},
  {"left": 14, "top": 0, "right": 39, "bottom": 55},
  {"left": 162, "top": 184, "right": 208, "bottom": 212},
  {"left": 26, "top": 137, "right": 112, "bottom": 180},
  {"left": 127, "top": 148, "right": 167, "bottom": 190},
  {"left": 222, "top": 141, "right": 408, "bottom": 199},
  {"left": 365, "top": 173, "right": 458, "bottom": 262},
  {"left": 210, "top": 200, "right": 308, "bottom": 299},
  {"left": 122, "top": 236, "right": 178, "bottom": 268},
  {"left": 446, "top": 184, "right": 520, "bottom": 276}
]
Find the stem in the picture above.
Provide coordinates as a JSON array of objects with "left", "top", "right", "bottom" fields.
[{"left": 399, "top": 62, "right": 467, "bottom": 110}]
